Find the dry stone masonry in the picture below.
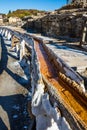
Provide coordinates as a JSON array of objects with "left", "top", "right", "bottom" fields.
[
  {"left": 23, "top": 2, "right": 87, "bottom": 41},
  {"left": 72, "top": 0, "right": 87, "bottom": 6}
]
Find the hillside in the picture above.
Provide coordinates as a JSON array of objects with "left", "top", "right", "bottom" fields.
[{"left": 7, "top": 9, "right": 47, "bottom": 19}]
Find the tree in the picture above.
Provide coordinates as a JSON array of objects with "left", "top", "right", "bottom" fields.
[
  {"left": 66, "top": 0, "right": 69, "bottom": 4},
  {"left": 8, "top": 10, "right": 11, "bottom": 14},
  {"left": 67, "top": 0, "right": 72, "bottom": 4}
]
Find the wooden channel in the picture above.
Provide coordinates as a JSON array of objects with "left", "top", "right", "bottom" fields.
[{"left": 34, "top": 40, "right": 87, "bottom": 129}]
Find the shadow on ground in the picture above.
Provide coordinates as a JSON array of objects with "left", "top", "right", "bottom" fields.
[
  {"left": 0, "top": 94, "right": 29, "bottom": 130},
  {"left": 0, "top": 36, "right": 32, "bottom": 130},
  {"left": 0, "top": 36, "right": 30, "bottom": 88}
]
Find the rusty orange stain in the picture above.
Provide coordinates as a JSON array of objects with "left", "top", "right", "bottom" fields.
[{"left": 35, "top": 41, "right": 87, "bottom": 126}]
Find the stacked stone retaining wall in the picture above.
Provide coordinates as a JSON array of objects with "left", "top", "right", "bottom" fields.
[{"left": 23, "top": 11, "right": 86, "bottom": 39}]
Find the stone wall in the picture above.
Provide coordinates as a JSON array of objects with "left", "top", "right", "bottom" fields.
[
  {"left": 72, "top": 0, "right": 87, "bottom": 4},
  {"left": 24, "top": 12, "right": 85, "bottom": 39}
]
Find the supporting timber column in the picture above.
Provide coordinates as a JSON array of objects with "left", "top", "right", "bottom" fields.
[
  {"left": 2, "top": 29, "right": 5, "bottom": 36},
  {"left": 0, "top": 29, "right": 2, "bottom": 34},
  {"left": 7, "top": 31, "right": 12, "bottom": 40},
  {"left": 11, "top": 35, "right": 19, "bottom": 48},
  {"left": 80, "top": 15, "right": 87, "bottom": 46},
  {"left": 82, "top": 0, "right": 86, "bottom": 8},
  {"left": 5, "top": 30, "right": 8, "bottom": 38},
  {"left": 20, "top": 39, "right": 25, "bottom": 61}
]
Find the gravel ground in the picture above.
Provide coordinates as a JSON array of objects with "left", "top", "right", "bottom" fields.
[{"left": 0, "top": 36, "right": 33, "bottom": 130}]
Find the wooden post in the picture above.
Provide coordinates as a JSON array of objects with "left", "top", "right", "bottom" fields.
[
  {"left": 20, "top": 39, "right": 25, "bottom": 61},
  {"left": 81, "top": 21, "right": 87, "bottom": 45},
  {"left": 2, "top": 29, "right": 5, "bottom": 36},
  {"left": 83, "top": 0, "right": 86, "bottom": 8},
  {"left": 11, "top": 35, "right": 19, "bottom": 48},
  {"left": 5, "top": 30, "right": 7, "bottom": 37},
  {"left": 7, "top": 32, "right": 12, "bottom": 40},
  {"left": 80, "top": 15, "right": 87, "bottom": 46}
]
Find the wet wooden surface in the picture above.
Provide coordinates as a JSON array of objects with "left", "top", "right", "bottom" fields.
[{"left": 34, "top": 41, "right": 87, "bottom": 128}]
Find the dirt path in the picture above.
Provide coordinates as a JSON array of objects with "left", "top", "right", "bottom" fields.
[{"left": 0, "top": 36, "right": 31, "bottom": 130}]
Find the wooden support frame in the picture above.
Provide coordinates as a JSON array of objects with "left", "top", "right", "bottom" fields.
[{"left": 80, "top": 15, "right": 87, "bottom": 46}]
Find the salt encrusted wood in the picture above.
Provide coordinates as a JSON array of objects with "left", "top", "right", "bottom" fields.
[{"left": 0, "top": 27, "right": 87, "bottom": 130}]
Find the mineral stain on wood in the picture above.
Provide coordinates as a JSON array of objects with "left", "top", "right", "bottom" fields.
[{"left": 34, "top": 41, "right": 87, "bottom": 128}]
